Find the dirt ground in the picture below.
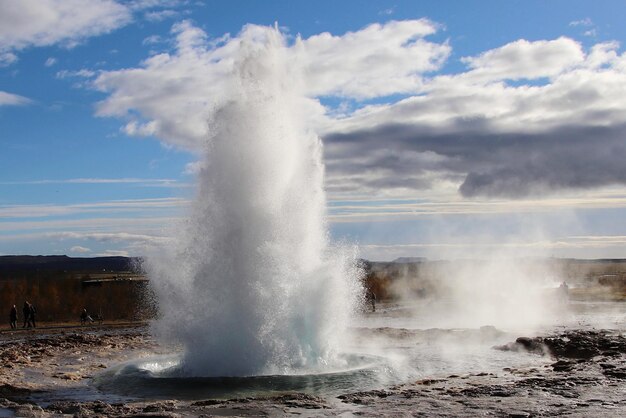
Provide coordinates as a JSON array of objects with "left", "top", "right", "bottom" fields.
[{"left": 0, "top": 321, "right": 624, "bottom": 417}]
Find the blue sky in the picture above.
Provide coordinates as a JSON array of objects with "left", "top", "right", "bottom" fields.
[{"left": 2, "top": 0, "right": 626, "bottom": 260}]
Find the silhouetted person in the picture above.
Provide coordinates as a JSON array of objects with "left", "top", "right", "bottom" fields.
[
  {"left": 366, "top": 289, "right": 376, "bottom": 312},
  {"left": 29, "top": 304, "right": 36, "bottom": 328},
  {"left": 22, "top": 302, "right": 30, "bottom": 328},
  {"left": 80, "top": 308, "right": 94, "bottom": 325},
  {"left": 9, "top": 305, "right": 17, "bottom": 330},
  {"left": 559, "top": 281, "right": 569, "bottom": 301}
]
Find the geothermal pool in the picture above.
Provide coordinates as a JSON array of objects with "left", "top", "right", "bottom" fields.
[
  {"left": 91, "top": 330, "right": 543, "bottom": 401},
  {"left": 86, "top": 304, "right": 570, "bottom": 401},
  {"left": 85, "top": 299, "right": 624, "bottom": 402}
]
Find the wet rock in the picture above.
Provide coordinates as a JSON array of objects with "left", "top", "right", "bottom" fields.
[
  {"left": 551, "top": 360, "right": 575, "bottom": 372},
  {"left": 544, "top": 336, "right": 599, "bottom": 359},
  {"left": 495, "top": 330, "right": 626, "bottom": 361},
  {"left": 599, "top": 362, "right": 616, "bottom": 369},
  {"left": 493, "top": 337, "right": 546, "bottom": 355},
  {"left": 457, "top": 384, "right": 518, "bottom": 398},
  {"left": 603, "top": 367, "right": 626, "bottom": 379},
  {"left": 415, "top": 378, "right": 446, "bottom": 385},
  {"left": 545, "top": 330, "right": 626, "bottom": 359},
  {"left": 46, "top": 400, "right": 117, "bottom": 416},
  {"left": 0, "top": 383, "right": 34, "bottom": 398},
  {"left": 143, "top": 400, "right": 177, "bottom": 412},
  {"left": 13, "top": 404, "right": 45, "bottom": 418},
  {"left": 270, "top": 393, "right": 327, "bottom": 409},
  {"left": 338, "top": 390, "right": 391, "bottom": 404},
  {"left": 46, "top": 401, "right": 91, "bottom": 415},
  {"left": 53, "top": 371, "right": 82, "bottom": 380},
  {"left": 514, "top": 375, "right": 600, "bottom": 399},
  {"left": 516, "top": 337, "right": 545, "bottom": 353},
  {"left": 191, "top": 399, "right": 224, "bottom": 406},
  {"left": 0, "top": 398, "right": 19, "bottom": 411}
]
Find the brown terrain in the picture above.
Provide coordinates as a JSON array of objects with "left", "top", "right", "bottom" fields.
[
  {"left": 0, "top": 256, "right": 624, "bottom": 417},
  {"left": 1, "top": 255, "right": 625, "bottom": 325}
]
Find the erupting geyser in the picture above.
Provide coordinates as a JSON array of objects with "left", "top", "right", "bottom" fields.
[{"left": 147, "top": 26, "right": 362, "bottom": 377}]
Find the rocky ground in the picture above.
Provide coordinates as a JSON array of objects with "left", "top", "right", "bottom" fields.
[{"left": 0, "top": 326, "right": 624, "bottom": 417}]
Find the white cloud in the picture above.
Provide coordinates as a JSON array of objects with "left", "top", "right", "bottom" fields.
[
  {"left": 326, "top": 39, "right": 626, "bottom": 136},
  {"left": 142, "top": 34, "right": 162, "bottom": 45},
  {"left": 0, "top": 51, "right": 17, "bottom": 66},
  {"left": 569, "top": 18, "right": 598, "bottom": 39},
  {"left": 584, "top": 29, "right": 597, "bottom": 38},
  {"left": 0, "top": 217, "right": 179, "bottom": 233},
  {"left": 56, "top": 69, "right": 97, "bottom": 79},
  {"left": 0, "top": 0, "right": 132, "bottom": 61},
  {"left": 460, "top": 37, "right": 584, "bottom": 82},
  {"left": 128, "top": 0, "right": 184, "bottom": 10},
  {"left": 55, "top": 232, "right": 169, "bottom": 257},
  {"left": 569, "top": 18, "right": 593, "bottom": 27},
  {"left": 324, "top": 38, "right": 626, "bottom": 197},
  {"left": 327, "top": 187, "right": 626, "bottom": 222},
  {"left": 44, "top": 57, "right": 57, "bottom": 67},
  {"left": 183, "top": 160, "right": 204, "bottom": 175},
  {"left": 94, "top": 20, "right": 450, "bottom": 151},
  {"left": 94, "top": 20, "right": 228, "bottom": 150},
  {"left": 0, "top": 91, "right": 32, "bottom": 106},
  {"left": 91, "top": 21, "right": 626, "bottom": 199},
  {"left": 70, "top": 245, "right": 91, "bottom": 253},
  {"left": 0, "top": 197, "right": 188, "bottom": 219},
  {"left": 0, "top": 177, "right": 180, "bottom": 185},
  {"left": 51, "top": 231, "right": 171, "bottom": 246},
  {"left": 300, "top": 19, "right": 450, "bottom": 98},
  {"left": 144, "top": 9, "right": 179, "bottom": 22},
  {"left": 0, "top": 0, "right": 187, "bottom": 64},
  {"left": 94, "top": 249, "right": 130, "bottom": 257},
  {"left": 358, "top": 235, "right": 626, "bottom": 261}
]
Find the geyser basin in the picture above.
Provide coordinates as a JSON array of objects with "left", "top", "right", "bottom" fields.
[
  {"left": 91, "top": 322, "right": 556, "bottom": 402},
  {"left": 93, "top": 353, "right": 384, "bottom": 400}
]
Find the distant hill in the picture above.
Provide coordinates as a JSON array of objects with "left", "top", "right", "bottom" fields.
[
  {"left": 393, "top": 257, "right": 427, "bottom": 264},
  {"left": 0, "top": 255, "right": 142, "bottom": 275}
]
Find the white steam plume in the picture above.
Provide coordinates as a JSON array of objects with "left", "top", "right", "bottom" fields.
[{"left": 147, "top": 26, "right": 362, "bottom": 377}]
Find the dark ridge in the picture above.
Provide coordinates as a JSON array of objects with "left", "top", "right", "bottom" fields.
[
  {"left": 0, "top": 255, "right": 142, "bottom": 275},
  {"left": 556, "top": 258, "right": 626, "bottom": 264}
]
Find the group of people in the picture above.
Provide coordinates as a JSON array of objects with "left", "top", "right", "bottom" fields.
[
  {"left": 8, "top": 301, "right": 36, "bottom": 330},
  {"left": 7, "top": 304, "right": 102, "bottom": 329}
]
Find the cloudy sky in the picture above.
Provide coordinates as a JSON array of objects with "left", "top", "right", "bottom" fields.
[{"left": 2, "top": 0, "right": 626, "bottom": 260}]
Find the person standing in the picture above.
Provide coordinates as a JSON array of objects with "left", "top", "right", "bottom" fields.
[
  {"left": 366, "top": 289, "right": 376, "bottom": 312},
  {"left": 29, "top": 303, "right": 37, "bottom": 328},
  {"left": 80, "top": 308, "right": 94, "bottom": 325},
  {"left": 9, "top": 305, "right": 18, "bottom": 330},
  {"left": 22, "top": 301, "right": 30, "bottom": 328}
]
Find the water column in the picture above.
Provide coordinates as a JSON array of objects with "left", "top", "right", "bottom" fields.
[{"left": 148, "top": 26, "right": 362, "bottom": 377}]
